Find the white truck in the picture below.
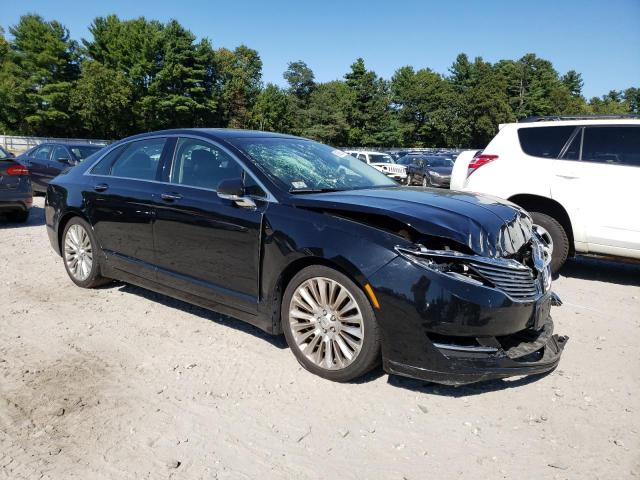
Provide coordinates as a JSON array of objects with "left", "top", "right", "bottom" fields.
[{"left": 345, "top": 150, "right": 407, "bottom": 182}]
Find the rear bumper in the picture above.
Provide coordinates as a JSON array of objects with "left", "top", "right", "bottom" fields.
[{"left": 0, "top": 190, "right": 32, "bottom": 212}]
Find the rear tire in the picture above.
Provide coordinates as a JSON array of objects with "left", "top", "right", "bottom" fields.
[
  {"left": 7, "top": 210, "right": 29, "bottom": 223},
  {"left": 61, "top": 217, "right": 111, "bottom": 288},
  {"left": 530, "top": 212, "right": 569, "bottom": 274},
  {"left": 282, "top": 265, "right": 381, "bottom": 382}
]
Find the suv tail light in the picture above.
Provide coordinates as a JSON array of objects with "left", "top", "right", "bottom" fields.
[
  {"left": 468, "top": 154, "right": 498, "bottom": 176},
  {"left": 5, "top": 164, "right": 29, "bottom": 176}
]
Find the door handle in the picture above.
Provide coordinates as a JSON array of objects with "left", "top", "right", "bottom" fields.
[
  {"left": 94, "top": 183, "right": 109, "bottom": 192},
  {"left": 161, "top": 192, "right": 182, "bottom": 201}
]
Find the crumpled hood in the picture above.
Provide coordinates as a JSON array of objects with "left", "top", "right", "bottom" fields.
[{"left": 290, "top": 187, "right": 533, "bottom": 258}]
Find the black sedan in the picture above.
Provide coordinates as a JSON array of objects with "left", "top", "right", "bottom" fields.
[
  {"left": 18, "top": 142, "right": 104, "bottom": 194},
  {"left": 1, "top": 146, "right": 32, "bottom": 222},
  {"left": 45, "top": 129, "right": 567, "bottom": 385},
  {"left": 399, "top": 155, "right": 454, "bottom": 187}
]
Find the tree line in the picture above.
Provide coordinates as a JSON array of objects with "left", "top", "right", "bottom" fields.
[{"left": 1, "top": 14, "right": 638, "bottom": 147}]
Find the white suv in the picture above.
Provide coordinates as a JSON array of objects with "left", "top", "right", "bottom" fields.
[
  {"left": 451, "top": 116, "right": 640, "bottom": 273},
  {"left": 345, "top": 150, "right": 407, "bottom": 182}
]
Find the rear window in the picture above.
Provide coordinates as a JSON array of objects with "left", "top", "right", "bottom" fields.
[
  {"left": 582, "top": 126, "right": 640, "bottom": 167},
  {"left": 518, "top": 126, "right": 575, "bottom": 158}
]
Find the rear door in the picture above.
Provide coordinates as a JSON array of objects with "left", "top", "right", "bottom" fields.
[
  {"left": 152, "top": 136, "right": 267, "bottom": 314},
  {"left": 85, "top": 137, "right": 170, "bottom": 279},
  {"left": 575, "top": 126, "right": 640, "bottom": 255}
]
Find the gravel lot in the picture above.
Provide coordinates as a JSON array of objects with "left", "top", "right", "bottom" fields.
[{"left": 1, "top": 198, "right": 639, "bottom": 479}]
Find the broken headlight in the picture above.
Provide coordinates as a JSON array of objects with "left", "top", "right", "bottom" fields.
[{"left": 396, "top": 246, "right": 488, "bottom": 287}]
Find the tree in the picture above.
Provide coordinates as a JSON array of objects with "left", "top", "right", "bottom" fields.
[
  {"left": 561, "top": 70, "right": 584, "bottom": 97},
  {"left": 8, "top": 15, "right": 80, "bottom": 135},
  {"left": 284, "top": 61, "right": 315, "bottom": 100},
  {"left": 302, "top": 81, "right": 351, "bottom": 145},
  {"left": 216, "top": 45, "right": 262, "bottom": 128},
  {"left": 344, "top": 58, "right": 398, "bottom": 146},
  {"left": 70, "top": 60, "right": 133, "bottom": 138},
  {"left": 251, "top": 83, "right": 292, "bottom": 132}
]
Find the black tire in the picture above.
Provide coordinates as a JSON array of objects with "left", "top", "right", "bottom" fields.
[
  {"left": 282, "top": 265, "right": 381, "bottom": 382},
  {"left": 7, "top": 210, "right": 29, "bottom": 223},
  {"left": 61, "top": 217, "right": 111, "bottom": 288},
  {"left": 406, "top": 174, "right": 413, "bottom": 186},
  {"left": 530, "top": 212, "right": 569, "bottom": 275},
  {"left": 422, "top": 175, "right": 430, "bottom": 187}
]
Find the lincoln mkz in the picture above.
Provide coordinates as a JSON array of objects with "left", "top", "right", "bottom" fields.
[{"left": 45, "top": 129, "right": 567, "bottom": 385}]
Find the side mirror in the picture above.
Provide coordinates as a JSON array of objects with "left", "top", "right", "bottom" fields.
[{"left": 217, "top": 178, "right": 256, "bottom": 209}]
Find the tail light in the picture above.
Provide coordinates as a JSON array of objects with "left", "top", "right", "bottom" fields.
[
  {"left": 467, "top": 154, "right": 498, "bottom": 176},
  {"left": 5, "top": 164, "right": 29, "bottom": 176}
]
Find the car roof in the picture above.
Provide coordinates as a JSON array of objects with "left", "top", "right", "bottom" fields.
[
  {"left": 502, "top": 119, "right": 640, "bottom": 130},
  {"left": 121, "top": 128, "right": 303, "bottom": 143}
]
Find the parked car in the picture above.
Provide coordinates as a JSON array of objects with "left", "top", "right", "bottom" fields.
[
  {"left": 1, "top": 146, "right": 32, "bottom": 222},
  {"left": 17, "top": 142, "right": 104, "bottom": 194},
  {"left": 450, "top": 115, "right": 640, "bottom": 273},
  {"left": 344, "top": 150, "right": 407, "bottom": 182},
  {"left": 399, "top": 155, "right": 454, "bottom": 187},
  {"left": 46, "top": 129, "right": 566, "bottom": 385}
]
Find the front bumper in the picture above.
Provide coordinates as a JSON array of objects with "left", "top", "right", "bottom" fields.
[
  {"left": 385, "top": 318, "right": 568, "bottom": 385},
  {"left": 369, "top": 255, "right": 568, "bottom": 385}
]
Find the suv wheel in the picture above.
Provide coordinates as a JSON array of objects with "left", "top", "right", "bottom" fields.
[
  {"left": 282, "top": 265, "right": 381, "bottom": 382},
  {"left": 530, "top": 212, "right": 569, "bottom": 274}
]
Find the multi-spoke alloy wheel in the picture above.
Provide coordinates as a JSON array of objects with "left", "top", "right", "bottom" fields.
[
  {"left": 282, "top": 265, "right": 381, "bottom": 382},
  {"left": 64, "top": 224, "right": 94, "bottom": 281},
  {"left": 289, "top": 277, "right": 364, "bottom": 370},
  {"left": 62, "top": 218, "right": 110, "bottom": 288}
]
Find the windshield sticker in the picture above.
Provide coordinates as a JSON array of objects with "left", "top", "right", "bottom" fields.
[
  {"left": 291, "top": 180, "right": 308, "bottom": 189},
  {"left": 332, "top": 149, "right": 349, "bottom": 158}
]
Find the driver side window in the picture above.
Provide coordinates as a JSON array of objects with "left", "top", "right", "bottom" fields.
[
  {"left": 52, "top": 146, "right": 71, "bottom": 162},
  {"left": 170, "top": 138, "right": 243, "bottom": 191}
]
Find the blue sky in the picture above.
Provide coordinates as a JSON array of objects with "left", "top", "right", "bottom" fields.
[{"left": 3, "top": 0, "right": 639, "bottom": 98}]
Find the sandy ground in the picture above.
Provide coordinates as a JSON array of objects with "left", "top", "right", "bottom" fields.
[{"left": 1, "top": 198, "right": 639, "bottom": 480}]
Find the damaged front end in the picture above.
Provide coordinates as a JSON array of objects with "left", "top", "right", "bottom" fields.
[{"left": 369, "top": 223, "right": 568, "bottom": 385}]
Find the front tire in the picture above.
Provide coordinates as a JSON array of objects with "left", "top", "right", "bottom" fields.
[
  {"left": 406, "top": 174, "right": 413, "bottom": 186},
  {"left": 422, "top": 175, "right": 430, "bottom": 187},
  {"left": 62, "top": 217, "right": 111, "bottom": 288},
  {"left": 530, "top": 212, "right": 569, "bottom": 274},
  {"left": 282, "top": 265, "right": 381, "bottom": 382}
]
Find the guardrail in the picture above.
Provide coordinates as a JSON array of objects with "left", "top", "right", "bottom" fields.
[{"left": 0, "top": 135, "right": 111, "bottom": 154}]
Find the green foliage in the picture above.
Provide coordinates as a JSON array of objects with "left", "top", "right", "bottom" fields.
[{"left": 0, "top": 14, "right": 636, "bottom": 146}]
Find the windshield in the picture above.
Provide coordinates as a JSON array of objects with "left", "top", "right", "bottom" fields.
[
  {"left": 230, "top": 138, "right": 397, "bottom": 192},
  {"left": 368, "top": 153, "right": 395, "bottom": 164},
  {"left": 70, "top": 146, "right": 103, "bottom": 160}
]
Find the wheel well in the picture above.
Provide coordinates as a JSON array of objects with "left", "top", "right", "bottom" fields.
[
  {"left": 508, "top": 194, "right": 575, "bottom": 256},
  {"left": 270, "top": 257, "right": 365, "bottom": 334}
]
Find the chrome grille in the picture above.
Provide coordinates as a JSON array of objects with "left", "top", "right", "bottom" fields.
[{"left": 468, "top": 261, "right": 539, "bottom": 301}]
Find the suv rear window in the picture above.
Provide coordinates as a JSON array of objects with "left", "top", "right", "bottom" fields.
[
  {"left": 518, "top": 126, "right": 575, "bottom": 158},
  {"left": 582, "top": 126, "right": 640, "bottom": 167}
]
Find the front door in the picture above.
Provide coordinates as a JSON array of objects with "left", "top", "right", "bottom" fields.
[{"left": 152, "top": 137, "right": 266, "bottom": 314}]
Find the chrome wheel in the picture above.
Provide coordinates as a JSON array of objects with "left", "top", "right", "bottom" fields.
[
  {"left": 534, "top": 224, "right": 554, "bottom": 255},
  {"left": 64, "top": 224, "right": 93, "bottom": 281},
  {"left": 289, "top": 277, "right": 364, "bottom": 370}
]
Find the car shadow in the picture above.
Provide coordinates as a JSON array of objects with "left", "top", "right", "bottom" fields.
[
  {"left": 0, "top": 205, "right": 45, "bottom": 229},
  {"left": 108, "top": 282, "right": 288, "bottom": 349},
  {"left": 558, "top": 256, "right": 640, "bottom": 287},
  {"left": 386, "top": 370, "right": 554, "bottom": 397}
]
